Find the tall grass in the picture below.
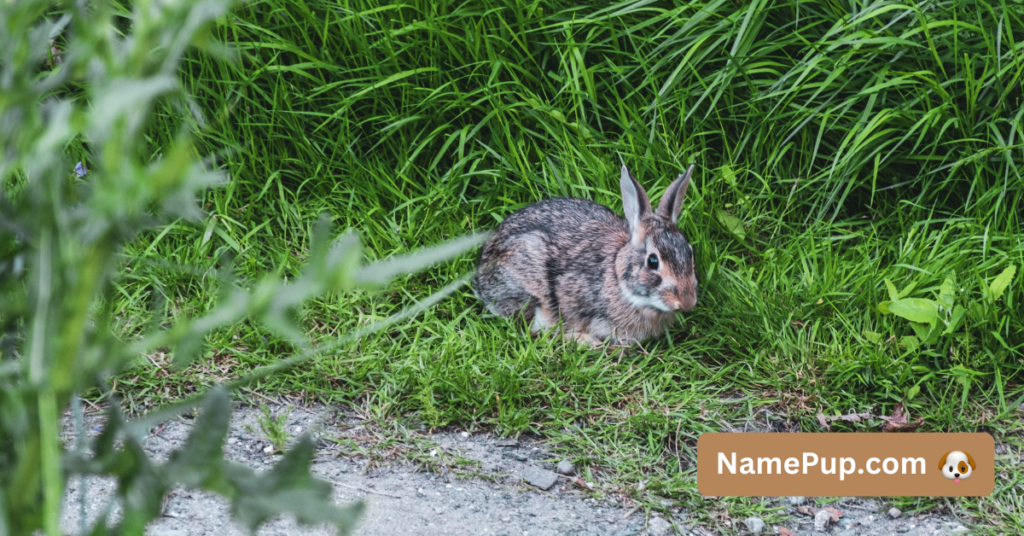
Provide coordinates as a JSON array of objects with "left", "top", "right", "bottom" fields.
[{"left": 86, "top": 0, "right": 1024, "bottom": 530}]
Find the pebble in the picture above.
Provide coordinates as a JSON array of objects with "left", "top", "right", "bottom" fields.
[
  {"left": 646, "top": 516, "right": 672, "bottom": 536},
  {"left": 888, "top": 507, "right": 902, "bottom": 518},
  {"left": 788, "top": 496, "right": 807, "bottom": 505},
  {"left": 522, "top": 466, "right": 558, "bottom": 490},
  {"left": 836, "top": 531, "right": 857, "bottom": 536},
  {"left": 556, "top": 459, "right": 576, "bottom": 476},
  {"left": 226, "top": 437, "right": 237, "bottom": 445},
  {"left": 813, "top": 509, "right": 831, "bottom": 532},
  {"left": 743, "top": 517, "right": 765, "bottom": 533}
]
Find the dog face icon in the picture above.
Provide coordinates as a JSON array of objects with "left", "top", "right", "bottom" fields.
[{"left": 939, "top": 451, "right": 976, "bottom": 483}]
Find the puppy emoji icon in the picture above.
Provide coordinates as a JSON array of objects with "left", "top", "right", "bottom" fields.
[{"left": 939, "top": 451, "right": 976, "bottom": 483}]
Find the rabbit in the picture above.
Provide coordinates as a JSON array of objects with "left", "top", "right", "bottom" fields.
[{"left": 471, "top": 163, "right": 698, "bottom": 348}]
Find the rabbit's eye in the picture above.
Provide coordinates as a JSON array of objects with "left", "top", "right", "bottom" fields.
[{"left": 646, "top": 254, "right": 659, "bottom": 270}]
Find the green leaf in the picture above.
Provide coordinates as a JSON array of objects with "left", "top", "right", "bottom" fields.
[
  {"left": 968, "top": 302, "right": 984, "bottom": 322},
  {"left": 898, "top": 281, "right": 918, "bottom": 299},
  {"left": 906, "top": 384, "right": 920, "bottom": 400},
  {"left": 715, "top": 209, "right": 745, "bottom": 240},
  {"left": 64, "top": 403, "right": 170, "bottom": 534},
  {"left": 877, "top": 301, "right": 892, "bottom": 314},
  {"left": 938, "top": 277, "right": 956, "bottom": 310},
  {"left": 888, "top": 298, "right": 939, "bottom": 325},
  {"left": 883, "top": 279, "right": 899, "bottom": 302},
  {"left": 165, "top": 387, "right": 232, "bottom": 492},
  {"left": 943, "top": 305, "right": 966, "bottom": 335},
  {"left": 909, "top": 322, "right": 934, "bottom": 342},
  {"left": 721, "top": 164, "right": 737, "bottom": 185},
  {"left": 900, "top": 335, "right": 920, "bottom": 353},
  {"left": 863, "top": 330, "right": 882, "bottom": 344},
  {"left": 989, "top": 264, "right": 1016, "bottom": 301},
  {"left": 352, "top": 232, "right": 489, "bottom": 287},
  {"left": 224, "top": 436, "right": 365, "bottom": 534}
]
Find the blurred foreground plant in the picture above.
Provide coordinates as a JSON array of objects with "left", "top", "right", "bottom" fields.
[{"left": 0, "top": 0, "right": 484, "bottom": 534}]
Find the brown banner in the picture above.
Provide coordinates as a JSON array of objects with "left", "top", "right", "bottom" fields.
[{"left": 697, "top": 433, "right": 993, "bottom": 497}]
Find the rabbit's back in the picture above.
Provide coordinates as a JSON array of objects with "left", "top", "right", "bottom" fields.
[{"left": 471, "top": 197, "right": 627, "bottom": 328}]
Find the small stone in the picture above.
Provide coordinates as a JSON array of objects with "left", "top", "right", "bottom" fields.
[
  {"left": 645, "top": 516, "right": 672, "bottom": 536},
  {"left": 262, "top": 445, "right": 273, "bottom": 454},
  {"left": 151, "top": 531, "right": 188, "bottom": 536},
  {"left": 788, "top": 496, "right": 807, "bottom": 505},
  {"left": 522, "top": 466, "right": 558, "bottom": 490},
  {"left": 515, "top": 454, "right": 528, "bottom": 462},
  {"left": 813, "top": 509, "right": 831, "bottom": 532},
  {"left": 743, "top": 517, "right": 765, "bottom": 533},
  {"left": 556, "top": 459, "right": 576, "bottom": 475},
  {"left": 495, "top": 438, "right": 519, "bottom": 447},
  {"left": 460, "top": 431, "right": 470, "bottom": 440},
  {"left": 888, "top": 507, "right": 902, "bottom": 519},
  {"left": 434, "top": 507, "right": 444, "bottom": 515},
  {"left": 227, "top": 437, "right": 238, "bottom": 445},
  {"left": 836, "top": 531, "right": 857, "bottom": 536},
  {"left": 838, "top": 516, "right": 855, "bottom": 527}
]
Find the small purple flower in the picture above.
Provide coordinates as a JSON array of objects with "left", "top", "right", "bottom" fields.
[{"left": 74, "top": 162, "right": 87, "bottom": 178}]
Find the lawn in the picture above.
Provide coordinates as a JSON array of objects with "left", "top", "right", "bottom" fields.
[{"left": 83, "top": 0, "right": 1024, "bottom": 532}]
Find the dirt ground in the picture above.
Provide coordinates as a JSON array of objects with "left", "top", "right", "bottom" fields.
[{"left": 57, "top": 401, "right": 982, "bottom": 536}]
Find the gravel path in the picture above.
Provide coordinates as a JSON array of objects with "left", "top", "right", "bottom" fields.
[{"left": 57, "top": 402, "right": 982, "bottom": 536}]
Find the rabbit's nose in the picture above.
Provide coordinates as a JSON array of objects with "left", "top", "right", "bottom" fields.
[{"left": 671, "top": 290, "right": 697, "bottom": 311}]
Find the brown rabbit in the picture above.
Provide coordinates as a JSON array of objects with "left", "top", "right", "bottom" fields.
[{"left": 471, "top": 164, "right": 698, "bottom": 348}]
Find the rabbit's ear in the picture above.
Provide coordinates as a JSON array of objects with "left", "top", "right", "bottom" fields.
[
  {"left": 620, "top": 164, "right": 652, "bottom": 241},
  {"left": 656, "top": 164, "right": 694, "bottom": 225}
]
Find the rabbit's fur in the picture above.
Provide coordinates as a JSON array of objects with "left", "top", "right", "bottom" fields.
[{"left": 472, "top": 164, "right": 698, "bottom": 348}]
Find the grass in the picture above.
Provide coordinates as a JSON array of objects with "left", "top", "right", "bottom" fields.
[{"left": 69, "top": 0, "right": 1024, "bottom": 532}]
